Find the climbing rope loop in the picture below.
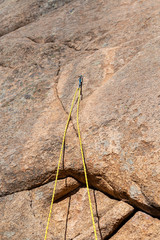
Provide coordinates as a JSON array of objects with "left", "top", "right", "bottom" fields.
[{"left": 44, "top": 77, "right": 97, "bottom": 240}]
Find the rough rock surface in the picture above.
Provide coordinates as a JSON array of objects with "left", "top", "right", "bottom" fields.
[
  {"left": 1, "top": 184, "right": 134, "bottom": 240},
  {"left": 0, "top": 0, "right": 73, "bottom": 37},
  {"left": 0, "top": 0, "right": 160, "bottom": 239},
  {"left": 110, "top": 211, "right": 160, "bottom": 240}
]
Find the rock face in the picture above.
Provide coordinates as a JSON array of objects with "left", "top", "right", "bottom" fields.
[
  {"left": 110, "top": 211, "right": 160, "bottom": 240},
  {"left": 0, "top": 0, "right": 160, "bottom": 239}
]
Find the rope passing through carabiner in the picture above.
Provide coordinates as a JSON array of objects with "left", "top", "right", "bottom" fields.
[{"left": 44, "top": 76, "right": 97, "bottom": 240}]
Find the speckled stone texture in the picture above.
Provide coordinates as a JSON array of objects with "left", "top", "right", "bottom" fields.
[{"left": 0, "top": 0, "right": 160, "bottom": 239}]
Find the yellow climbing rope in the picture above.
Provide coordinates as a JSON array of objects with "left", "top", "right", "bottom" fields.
[
  {"left": 77, "top": 87, "right": 98, "bottom": 240},
  {"left": 44, "top": 76, "right": 97, "bottom": 240}
]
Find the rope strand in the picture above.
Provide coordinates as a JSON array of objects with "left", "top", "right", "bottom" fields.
[
  {"left": 77, "top": 88, "right": 97, "bottom": 240},
  {"left": 44, "top": 85, "right": 97, "bottom": 240},
  {"left": 44, "top": 87, "right": 79, "bottom": 240}
]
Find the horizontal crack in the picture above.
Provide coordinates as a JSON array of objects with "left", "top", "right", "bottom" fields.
[
  {"left": 0, "top": 0, "right": 75, "bottom": 39},
  {"left": 0, "top": 173, "right": 81, "bottom": 197},
  {"left": 0, "top": 20, "right": 36, "bottom": 39},
  {"left": 26, "top": 36, "right": 39, "bottom": 44},
  {"left": 106, "top": 210, "right": 137, "bottom": 240},
  {"left": 64, "top": 41, "right": 81, "bottom": 51},
  {"left": 1, "top": 170, "right": 159, "bottom": 220}
]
